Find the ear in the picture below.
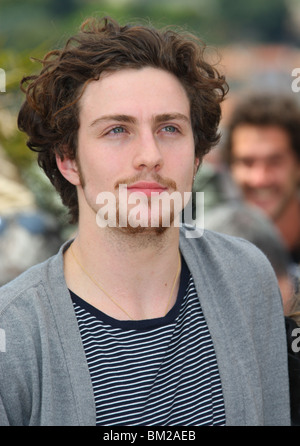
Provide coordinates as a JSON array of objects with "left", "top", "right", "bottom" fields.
[{"left": 55, "top": 154, "right": 81, "bottom": 186}]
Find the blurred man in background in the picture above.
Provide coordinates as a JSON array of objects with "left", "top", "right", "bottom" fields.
[{"left": 224, "top": 93, "right": 300, "bottom": 265}]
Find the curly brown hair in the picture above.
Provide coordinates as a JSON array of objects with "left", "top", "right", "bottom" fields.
[{"left": 18, "top": 16, "right": 228, "bottom": 224}]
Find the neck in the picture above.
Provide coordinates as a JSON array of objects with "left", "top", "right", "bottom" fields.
[
  {"left": 64, "top": 222, "right": 182, "bottom": 320},
  {"left": 275, "top": 196, "right": 300, "bottom": 253}
]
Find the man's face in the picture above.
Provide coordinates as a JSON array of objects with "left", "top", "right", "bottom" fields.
[
  {"left": 230, "top": 124, "right": 300, "bottom": 221},
  {"left": 73, "top": 67, "right": 197, "bottom": 233}
]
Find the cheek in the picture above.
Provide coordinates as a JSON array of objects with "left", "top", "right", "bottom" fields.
[
  {"left": 230, "top": 166, "right": 243, "bottom": 184},
  {"left": 276, "top": 164, "right": 298, "bottom": 187}
]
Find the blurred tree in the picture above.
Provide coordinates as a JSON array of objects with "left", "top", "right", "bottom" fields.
[
  {"left": 0, "top": 48, "right": 37, "bottom": 167},
  {"left": 44, "top": 0, "right": 80, "bottom": 17},
  {"left": 0, "top": 0, "right": 298, "bottom": 51},
  {"left": 0, "top": 45, "right": 69, "bottom": 227},
  {"left": 217, "top": 0, "right": 290, "bottom": 43}
]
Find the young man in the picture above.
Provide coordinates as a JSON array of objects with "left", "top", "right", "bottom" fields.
[
  {"left": 224, "top": 94, "right": 300, "bottom": 264},
  {"left": 0, "top": 17, "right": 290, "bottom": 426}
]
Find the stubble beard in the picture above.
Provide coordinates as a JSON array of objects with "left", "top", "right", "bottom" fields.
[
  {"left": 245, "top": 185, "right": 298, "bottom": 222},
  {"left": 77, "top": 164, "right": 180, "bottom": 238},
  {"left": 115, "top": 174, "right": 178, "bottom": 236}
]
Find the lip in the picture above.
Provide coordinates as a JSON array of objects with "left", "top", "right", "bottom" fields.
[
  {"left": 247, "top": 187, "right": 277, "bottom": 203},
  {"left": 127, "top": 181, "right": 168, "bottom": 196}
]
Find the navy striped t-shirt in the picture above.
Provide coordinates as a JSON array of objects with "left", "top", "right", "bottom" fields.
[{"left": 70, "top": 257, "right": 226, "bottom": 426}]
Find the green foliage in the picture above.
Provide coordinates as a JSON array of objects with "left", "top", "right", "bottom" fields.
[
  {"left": 0, "top": 0, "right": 295, "bottom": 52},
  {"left": 0, "top": 44, "right": 68, "bottom": 221},
  {"left": 0, "top": 44, "right": 49, "bottom": 168},
  {"left": 218, "top": 0, "right": 290, "bottom": 43}
]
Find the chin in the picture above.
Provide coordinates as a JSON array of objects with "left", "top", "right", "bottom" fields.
[
  {"left": 117, "top": 225, "right": 168, "bottom": 236},
  {"left": 116, "top": 207, "right": 178, "bottom": 236}
]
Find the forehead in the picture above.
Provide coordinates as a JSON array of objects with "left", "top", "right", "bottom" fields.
[
  {"left": 231, "top": 124, "right": 294, "bottom": 159},
  {"left": 79, "top": 67, "right": 190, "bottom": 120}
]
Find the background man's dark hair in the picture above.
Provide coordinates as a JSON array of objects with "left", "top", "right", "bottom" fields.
[
  {"left": 224, "top": 93, "right": 300, "bottom": 165},
  {"left": 18, "top": 16, "right": 228, "bottom": 224}
]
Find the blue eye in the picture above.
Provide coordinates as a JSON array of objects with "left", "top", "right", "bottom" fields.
[
  {"left": 162, "top": 126, "right": 177, "bottom": 133},
  {"left": 110, "top": 126, "right": 125, "bottom": 134}
]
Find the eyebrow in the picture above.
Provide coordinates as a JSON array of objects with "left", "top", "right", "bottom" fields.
[
  {"left": 233, "top": 153, "right": 287, "bottom": 162},
  {"left": 89, "top": 115, "right": 136, "bottom": 127},
  {"left": 153, "top": 113, "right": 190, "bottom": 124},
  {"left": 89, "top": 113, "right": 190, "bottom": 128}
]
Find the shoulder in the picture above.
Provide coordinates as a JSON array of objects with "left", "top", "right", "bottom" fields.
[
  {"left": 180, "top": 225, "right": 272, "bottom": 272},
  {"left": 0, "top": 262, "right": 55, "bottom": 342},
  {"left": 0, "top": 261, "right": 48, "bottom": 311},
  {"left": 179, "top": 226, "right": 279, "bottom": 313},
  {"left": 0, "top": 241, "right": 68, "bottom": 317}
]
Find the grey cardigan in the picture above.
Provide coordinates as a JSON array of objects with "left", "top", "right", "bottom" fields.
[{"left": 0, "top": 228, "right": 291, "bottom": 426}]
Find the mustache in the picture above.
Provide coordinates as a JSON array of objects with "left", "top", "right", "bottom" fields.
[{"left": 114, "top": 173, "right": 177, "bottom": 191}]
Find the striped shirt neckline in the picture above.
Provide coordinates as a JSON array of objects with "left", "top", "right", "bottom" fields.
[{"left": 70, "top": 257, "right": 226, "bottom": 426}]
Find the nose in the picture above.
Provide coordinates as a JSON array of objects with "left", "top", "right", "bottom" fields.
[
  {"left": 132, "top": 131, "right": 163, "bottom": 172},
  {"left": 246, "top": 162, "right": 272, "bottom": 188}
]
